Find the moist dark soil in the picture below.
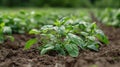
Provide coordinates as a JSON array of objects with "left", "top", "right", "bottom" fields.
[{"left": 0, "top": 14, "right": 120, "bottom": 67}]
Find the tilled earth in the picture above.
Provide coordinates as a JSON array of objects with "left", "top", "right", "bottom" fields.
[{"left": 0, "top": 15, "right": 120, "bottom": 67}]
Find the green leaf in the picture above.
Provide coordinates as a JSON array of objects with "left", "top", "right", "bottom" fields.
[
  {"left": 90, "top": 23, "right": 97, "bottom": 29},
  {"left": 80, "top": 32, "right": 89, "bottom": 36},
  {"left": 40, "top": 44, "right": 54, "bottom": 55},
  {"left": 0, "top": 22, "right": 5, "bottom": 28},
  {"left": 54, "top": 17, "right": 69, "bottom": 26},
  {"left": 87, "top": 36, "right": 96, "bottom": 41},
  {"left": 54, "top": 44, "right": 66, "bottom": 55},
  {"left": 41, "top": 25, "right": 54, "bottom": 30},
  {"left": 3, "top": 26, "right": 12, "bottom": 34},
  {"left": 54, "top": 26, "right": 66, "bottom": 35},
  {"left": 67, "top": 33, "right": 85, "bottom": 49},
  {"left": 29, "top": 29, "right": 40, "bottom": 34},
  {"left": 54, "top": 20, "right": 60, "bottom": 26},
  {"left": 60, "top": 17, "right": 69, "bottom": 25},
  {"left": 49, "top": 34, "right": 57, "bottom": 42},
  {"left": 87, "top": 41, "right": 99, "bottom": 51},
  {"left": 41, "top": 25, "right": 54, "bottom": 33},
  {"left": 65, "top": 44, "right": 79, "bottom": 57},
  {"left": 24, "top": 38, "right": 37, "bottom": 50},
  {"left": 65, "top": 25, "right": 73, "bottom": 33},
  {"left": 89, "top": 22, "right": 97, "bottom": 34},
  {"left": 78, "top": 21, "right": 87, "bottom": 30},
  {"left": 95, "top": 29, "right": 109, "bottom": 44}
]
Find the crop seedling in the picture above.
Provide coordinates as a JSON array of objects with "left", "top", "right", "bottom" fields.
[{"left": 25, "top": 17, "right": 109, "bottom": 57}]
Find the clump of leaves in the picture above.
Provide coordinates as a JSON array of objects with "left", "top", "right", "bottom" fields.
[
  {"left": 1, "top": 11, "right": 40, "bottom": 34},
  {"left": 0, "top": 11, "right": 63, "bottom": 34},
  {"left": 0, "top": 22, "right": 5, "bottom": 43},
  {"left": 25, "top": 18, "right": 109, "bottom": 57},
  {"left": 96, "top": 8, "right": 120, "bottom": 27},
  {"left": 0, "top": 22, "right": 14, "bottom": 43},
  {"left": 1, "top": 10, "right": 92, "bottom": 34}
]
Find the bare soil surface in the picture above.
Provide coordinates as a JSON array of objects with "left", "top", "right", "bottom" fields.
[{"left": 0, "top": 15, "right": 120, "bottom": 67}]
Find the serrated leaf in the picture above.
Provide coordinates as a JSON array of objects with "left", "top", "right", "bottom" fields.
[
  {"left": 24, "top": 38, "right": 37, "bottom": 50},
  {"left": 65, "top": 44, "right": 79, "bottom": 57}
]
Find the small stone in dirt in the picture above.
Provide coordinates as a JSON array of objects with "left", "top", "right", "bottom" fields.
[{"left": 55, "top": 63, "right": 65, "bottom": 67}]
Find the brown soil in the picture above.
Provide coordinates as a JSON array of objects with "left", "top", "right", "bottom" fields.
[{"left": 0, "top": 15, "right": 120, "bottom": 67}]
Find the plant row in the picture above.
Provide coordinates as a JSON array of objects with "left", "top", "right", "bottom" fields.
[
  {"left": 96, "top": 8, "right": 120, "bottom": 27},
  {"left": 0, "top": 10, "right": 109, "bottom": 57}
]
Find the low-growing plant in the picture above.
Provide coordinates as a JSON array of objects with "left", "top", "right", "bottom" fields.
[
  {"left": 0, "top": 9, "right": 91, "bottom": 34},
  {"left": 0, "top": 22, "right": 14, "bottom": 43},
  {"left": 0, "top": 22, "right": 5, "bottom": 43},
  {"left": 96, "top": 8, "right": 120, "bottom": 27},
  {"left": 25, "top": 17, "right": 109, "bottom": 57}
]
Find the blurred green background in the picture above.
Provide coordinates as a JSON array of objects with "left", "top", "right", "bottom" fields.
[{"left": 0, "top": 0, "right": 119, "bottom": 8}]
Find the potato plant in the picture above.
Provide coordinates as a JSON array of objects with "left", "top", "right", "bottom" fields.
[
  {"left": 0, "top": 22, "right": 14, "bottom": 43},
  {"left": 25, "top": 17, "right": 109, "bottom": 57},
  {"left": 0, "top": 11, "right": 41, "bottom": 34},
  {"left": 0, "top": 10, "right": 109, "bottom": 57},
  {"left": 0, "top": 10, "right": 91, "bottom": 44},
  {"left": 96, "top": 8, "right": 120, "bottom": 27},
  {"left": 0, "top": 10, "right": 91, "bottom": 34},
  {"left": 0, "top": 22, "right": 5, "bottom": 43}
]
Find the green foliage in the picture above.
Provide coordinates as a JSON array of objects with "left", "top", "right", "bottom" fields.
[
  {"left": 40, "top": 44, "right": 54, "bottom": 55},
  {"left": 0, "top": 9, "right": 109, "bottom": 57},
  {"left": 0, "top": 9, "right": 90, "bottom": 44},
  {"left": 0, "top": 22, "right": 5, "bottom": 43},
  {"left": 25, "top": 18, "right": 109, "bottom": 57},
  {"left": 0, "top": 22, "right": 14, "bottom": 43},
  {"left": 95, "top": 29, "right": 109, "bottom": 44},
  {"left": 24, "top": 38, "right": 37, "bottom": 50},
  {"left": 96, "top": 8, "right": 120, "bottom": 27},
  {"left": 65, "top": 44, "right": 79, "bottom": 57},
  {"left": 0, "top": 9, "right": 90, "bottom": 34}
]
